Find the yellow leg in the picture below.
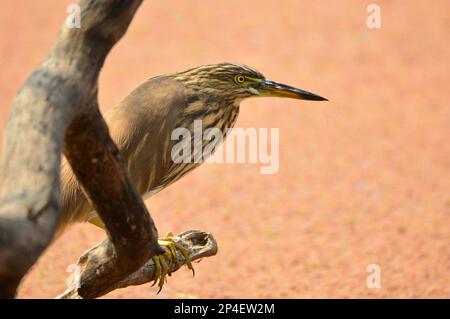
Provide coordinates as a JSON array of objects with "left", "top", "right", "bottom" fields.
[
  {"left": 88, "top": 215, "right": 105, "bottom": 229},
  {"left": 152, "top": 231, "right": 195, "bottom": 293},
  {"left": 88, "top": 217, "right": 194, "bottom": 293}
]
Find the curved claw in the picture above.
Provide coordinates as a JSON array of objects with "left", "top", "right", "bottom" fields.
[
  {"left": 151, "top": 256, "right": 161, "bottom": 287},
  {"left": 157, "top": 251, "right": 171, "bottom": 293}
]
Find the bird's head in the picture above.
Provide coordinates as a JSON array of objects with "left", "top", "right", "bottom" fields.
[{"left": 173, "top": 62, "right": 327, "bottom": 103}]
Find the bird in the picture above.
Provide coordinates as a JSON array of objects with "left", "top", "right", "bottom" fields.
[{"left": 56, "top": 63, "right": 327, "bottom": 290}]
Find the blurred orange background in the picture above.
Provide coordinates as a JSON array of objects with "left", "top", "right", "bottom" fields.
[{"left": 0, "top": 0, "right": 449, "bottom": 298}]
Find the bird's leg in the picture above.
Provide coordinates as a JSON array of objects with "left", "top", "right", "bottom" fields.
[
  {"left": 88, "top": 214, "right": 106, "bottom": 229},
  {"left": 87, "top": 217, "right": 194, "bottom": 293},
  {"left": 151, "top": 231, "right": 195, "bottom": 293}
]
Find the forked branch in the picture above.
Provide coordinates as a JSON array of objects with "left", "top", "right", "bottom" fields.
[{"left": 0, "top": 0, "right": 167, "bottom": 298}]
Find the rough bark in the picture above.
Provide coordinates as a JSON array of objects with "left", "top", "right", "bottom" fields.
[{"left": 0, "top": 0, "right": 165, "bottom": 298}]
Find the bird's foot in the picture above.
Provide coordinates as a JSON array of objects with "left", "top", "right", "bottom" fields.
[{"left": 151, "top": 231, "right": 195, "bottom": 293}]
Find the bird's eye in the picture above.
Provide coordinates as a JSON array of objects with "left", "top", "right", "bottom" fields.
[{"left": 234, "top": 75, "right": 246, "bottom": 84}]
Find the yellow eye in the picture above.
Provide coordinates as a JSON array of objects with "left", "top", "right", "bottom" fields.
[{"left": 235, "top": 75, "right": 246, "bottom": 84}]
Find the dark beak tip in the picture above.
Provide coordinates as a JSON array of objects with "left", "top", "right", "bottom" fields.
[
  {"left": 307, "top": 94, "right": 328, "bottom": 101},
  {"left": 293, "top": 87, "right": 328, "bottom": 102}
]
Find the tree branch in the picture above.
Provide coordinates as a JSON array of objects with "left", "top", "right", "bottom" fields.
[
  {"left": 57, "top": 230, "right": 218, "bottom": 299},
  {"left": 0, "top": 0, "right": 166, "bottom": 298},
  {"left": 63, "top": 104, "right": 163, "bottom": 298}
]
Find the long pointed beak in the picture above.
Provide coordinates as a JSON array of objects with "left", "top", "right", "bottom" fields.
[{"left": 257, "top": 80, "right": 328, "bottom": 101}]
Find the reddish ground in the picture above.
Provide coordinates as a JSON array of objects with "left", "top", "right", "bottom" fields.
[{"left": 0, "top": 1, "right": 449, "bottom": 298}]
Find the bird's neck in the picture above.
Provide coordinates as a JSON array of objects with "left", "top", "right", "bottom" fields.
[
  {"left": 202, "top": 95, "right": 240, "bottom": 133},
  {"left": 181, "top": 87, "right": 240, "bottom": 130}
]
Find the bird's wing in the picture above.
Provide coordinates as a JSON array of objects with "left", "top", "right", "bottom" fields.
[{"left": 56, "top": 77, "right": 186, "bottom": 237}]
